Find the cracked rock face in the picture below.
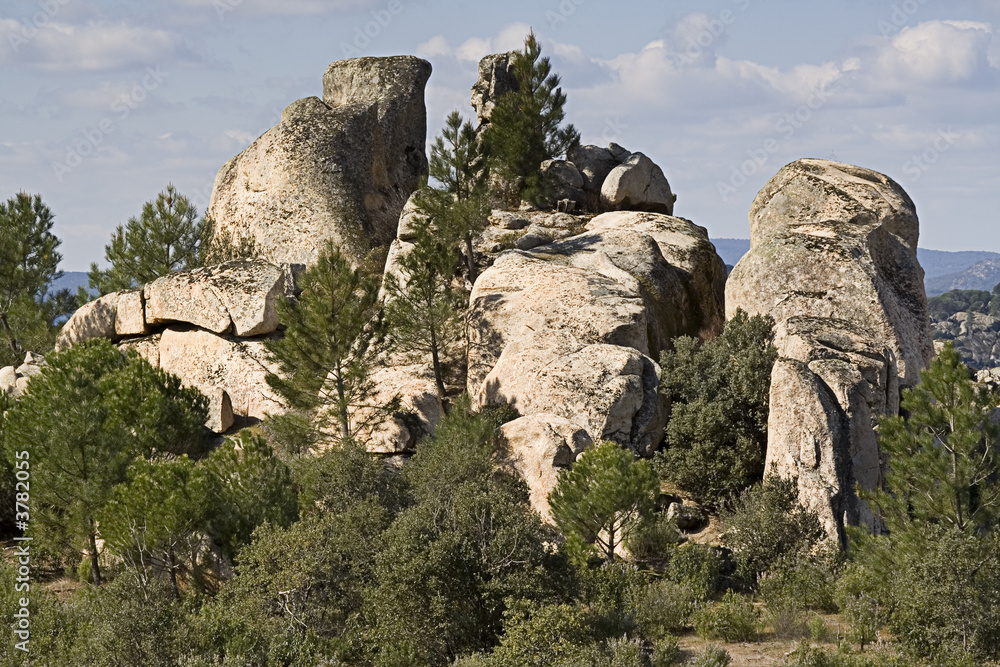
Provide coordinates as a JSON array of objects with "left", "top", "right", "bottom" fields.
[
  {"left": 208, "top": 56, "right": 431, "bottom": 267},
  {"left": 726, "top": 159, "right": 934, "bottom": 541}
]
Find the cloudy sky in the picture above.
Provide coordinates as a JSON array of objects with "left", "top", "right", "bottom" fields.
[{"left": 2, "top": 0, "right": 999, "bottom": 270}]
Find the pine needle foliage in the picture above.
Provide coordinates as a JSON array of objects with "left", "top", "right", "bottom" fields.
[{"left": 483, "top": 30, "right": 580, "bottom": 206}]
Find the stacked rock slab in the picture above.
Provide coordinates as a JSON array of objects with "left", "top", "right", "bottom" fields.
[
  {"left": 725, "top": 159, "right": 934, "bottom": 542},
  {"left": 208, "top": 56, "right": 431, "bottom": 267},
  {"left": 0, "top": 351, "right": 46, "bottom": 399},
  {"left": 56, "top": 260, "right": 293, "bottom": 433},
  {"left": 468, "top": 211, "right": 727, "bottom": 467}
]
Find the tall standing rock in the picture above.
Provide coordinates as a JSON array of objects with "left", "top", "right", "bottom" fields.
[
  {"left": 208, "top": 56, "right": 431, "bottom": 267},
  {"left": 726, "top": 159, "right": 934, "bottom": 542}
]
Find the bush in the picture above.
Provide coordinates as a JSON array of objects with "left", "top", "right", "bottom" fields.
[
  {"left": 692, "top": 591, "right": 762, "bottom": 642},
  {"left": 808, "top": 614, "right": 828, "bottom": 642},
  {"left": 835, "top": 560, "right": 891, "bottom": 652},
  {"left": 625, "top": 512, "right": 682, "bottom": 562},
  {"left": 722, "top": 475, "right": 825, "bottom": 587},
  {"left": 778, "top": 643, "right": 908, "bottom": 667},
  {"left": 650, "top": 636, "right": 681, "bottom": 666},
  {"left": 657, "top": 310, "right": 777, "bottom": 508},
  {"left": 667, "top": 543, "right": 724, "bottom": 601},
  {"left": 690, "top": 644, "right": 731, "bottom": 667},
  {"left": 758, "top": 550, "right": 839, "bottom": 614},
  {"left": 630, "top": 579, "right": 697, "bottom": 638},
  {"left": 767, "top": 604, "right": 809, "bottom": 640}
]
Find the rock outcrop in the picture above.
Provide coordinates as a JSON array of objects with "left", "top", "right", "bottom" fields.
[
  {"left": 932, "top": 311, "right": 1000, "bottom": 370},
  {"left": 208, "top": 56, "right": 431, "bottom": 267},
  {"left": 468, "top": 211, "right": 727, "bottom": 457},
  {"left": 56, "top": 260, "right": 295, "bottom": 432},
  {"left": 600, "top": 153, "right": 676, "bottom": 216},
  {"left": 470, "top": 52, "right": 517, "bottom": 127},
  {"left": 500, "top": 414, "right": 592, "bottom": 522},
  {"left": 726, "top": 159, "right": 934, "bottom": 541},
  {"left": 0, "top": 352, "right": 45, "bottom": 399}
]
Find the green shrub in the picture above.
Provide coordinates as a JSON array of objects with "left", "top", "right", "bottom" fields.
[
  {"left": 667, "top": 543, "right": 724, "bottom": 601},
  {"left": 690, "top": 644, "right": 731, "bottom": 667},
  {"left": 630, "top": 579, "right": 697, "bottom": 638},
  {"left": 835, "top": 561, "right": 892, "bottom": 652},
  {"left": 767, "top": 603, "right": 809, "bottom": 640},
  {"left": 650, "top": 636, "right": 680, "bottom": 666},
  {"left": 625, "top": 512, "right": 682, "bottom": 562},
  {"left": 693, "top": 591, "right": 762, "bottom": 642},
  {"left": 758, "top": 550, "right": 839, "bottom": 613},
  {"left": 808, "top": 614, "right": 828, "bottom": 642},
  {"left": 607, "top": 637, "right": 645, "bottom": 667},
  {"left": 778, "top": 643, "right": 908, "bottom": 667}
]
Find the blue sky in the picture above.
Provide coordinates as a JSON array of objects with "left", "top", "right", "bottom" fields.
[{"left": 2, "top": 0, "right": 999, "bottom": 270}]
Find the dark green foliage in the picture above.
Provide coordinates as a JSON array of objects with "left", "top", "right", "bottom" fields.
[
  {"left": 692, "top": 590, "right": 762, "bottom": 642},
  {"left": 779, "top": 643, "right": 908, "bottom": 667},
  {"left": 666, "top": 543, "right": 725, "bottom": 601},
  {"left": 383, "top": 210, "right": 467, "bottom": 400},
  {"left": 549, "top": 440, "right": 658, "bottom": 563},
  {"left": 630, "top": 579, "right": 698, "bottom": 637},
  {"left": 292, "top": 437, "right": 407, "bottom": 517},
  {"left": 87, "top": 184, "right": 204, "bottom": 296},
  {"left": 367, "top": 401, "right": 569, "bottom": 666},
  {"left": 265, "top": 242, "right": 392, "bottom": 444},
  {"left": 485, "top": 601, "right": 603, "bottom": 667},
  {"left": 483, "top": 31, "right": 580, "bottom": 205},
  {"left": 722, "top": 475, "right": 825, "bottom": 585},
  {"left": 1, "top": 340, "right": 208, "bottom": 585},
  {"left": 657, "top": 310, "right": 777, "bottom": 508},
  {"left": 0, "top": 192, "right": 71, "bottom": 366},
  {"left": 873, "top": 342, "right": 1000, "bottom": 533},
  {"left": 926, "top": 287, "right": 993, "bottom": 321},
  {"left": 691, "top": 644, "right": 731, "bottom": 667},
  {"left": 425, "top": 110, "right": 490, "bottom": 283},
  {"left": 624, "top": 512, "right": 682, "bottom": 563}
]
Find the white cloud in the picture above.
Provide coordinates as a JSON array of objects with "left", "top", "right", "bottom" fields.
[
  {"left": 0, "top": 19, "right": 190, "bottom": 72},
  {"left": 872, "top": 20, "right": 996, "bottom": 85},
  {"left": 167, "top": 0, "right": 382, "bottom": 16},
  {"left": 417, "top": 22, "right": 531, "bottom": 63}
]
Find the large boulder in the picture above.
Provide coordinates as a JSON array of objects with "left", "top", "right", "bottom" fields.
[
  {"left": 533, "top": 211, "right": 727, "bottom": 355},
  {"left": 144, "top": 260, "right": 287, "bottom": 336},
  {"left": 56, "top": 292, "right": 121, "bottom": 351},
  {"left": 726, "top": 158, "right": 934, "bottom": 541},
  {"left": 353, "top": 364, "right": 444, "bottom": 454},
  {"left": 208, "top": 56, "right": 431, "bottom": 267},
  {"left": 567, "top": 144, "right": 620, "bottom": 193},
  {"left": 501, "top": 413, "right": 592, "bottom": 522},
  {"left": 600, "top": 153, "right": 676, "bottom": 215},
  {"left": 0, "top": 366, "right": 16, "bottom": 395},
  {"left": 157, "top": 328, "right": 283, "bottom": 421},
  {"left": 467, "top": 251, "right": 665, "bottom": 454}
]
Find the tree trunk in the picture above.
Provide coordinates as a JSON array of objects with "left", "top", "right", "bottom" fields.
[
  {"left": 0, "top": 311, "right": 22, "bottom": 358},
  {"left": 465, "top": 232, "right": 477, "bottom": 285},
  {"left": 335, "top": 367, "right": 350, "bottom": 441},
  {"left": 88, "top": 519, "right": 103, "bottom": 586},
  {"left": 168, "top": 548, "right": 180, "bottom": 599},
  {"left": 429, "top": 324, "right": 447, "bottom": 402}
]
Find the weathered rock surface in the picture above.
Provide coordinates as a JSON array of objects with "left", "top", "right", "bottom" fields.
[
  {"left": 471, "top": 52, "right": 517, "bottom": 127},
  {"left": 600, "top": 153, "right": 676, "bottom": 215},
  {"left": 567, "top": 144, "right": 620, "bottom": 193},
  {"left": 203, "top": 386, "right": 235, "bottom": 434},
  {"left": 726, "top": 158, "right": 934, "bottom": 541},
  {"left": 468, "top": 251, "right": 667, "bottom": 453},
  {"left": 500, "top": 413, "right": 592, "bottom": 522},
  {"left": 0, "top": 366, "right": 17, "bottom": 395},
  {"left": 56, "top": 292, "right": 120, "bottom": 351},
  {"left": 355, "top": 364, "right": 444, "bottom": 454},
  {"left": 208, "top": 56, "right": 431, "bottom": 267},
  {"left": 115, "top": 290, "right": 147, "bottom": 336},
  {"left": 533, "top": 211, "right": 727, "bottom": 354},
  {"left": 144, "top": 260, "right": 286, "bottom": 336},
  {"left": 540, "top": 159, "right": 585, "bottom": 204},
  {"left": 157, "top": 328, "right": 283, "bottom": 421},
  {"left": 932, "top": 311, "right": 1000, "bottom": 370}
]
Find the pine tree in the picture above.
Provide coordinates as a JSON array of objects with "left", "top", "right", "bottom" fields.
[
  {"left": 1, "top": 340, "right": 209, "bottom": 585},
  {"left": 87, "top": 184, "right": 204, "bottom": 296},
  {"left": 0, "top": 192, "right": 70, "bottom": 365},
  {"left": 483, "top": 30, "right": 581, "bottom": 205},
  {"left": 383, "top": 212, "right": 467, "bottom": 401},
  {"left": 549, "top": 440, "right": 658, "bottom": 563},
  {"left": 425, "top": 111, "right": 490, "bottom": 284},
  {"left": 264, "top": 243, "right": 392, "bottom": 444},
  {"left": 872, "top": 342, "right": 1000, "bottom": 533}
]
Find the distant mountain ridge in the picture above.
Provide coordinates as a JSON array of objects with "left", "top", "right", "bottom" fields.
[{"left": 711, "top": 238, "right": 1000, "bottom": 295}]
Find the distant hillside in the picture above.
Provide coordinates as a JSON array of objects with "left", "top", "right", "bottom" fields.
[
  {"left": 49, "top": 271, "right": 89, "bottom": 295},
  {"left": 925, "top": 258, "right": 1000, "bottom": 296},
  {"left": 710, "top": 239, "right": 1000, "bottom": 293}
]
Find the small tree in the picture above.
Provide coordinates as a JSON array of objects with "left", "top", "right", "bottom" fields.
[
  {"left": 873, "top": 342, "right": 1000, "bottom": 533},
  {"left": 265, "top": 242, "right": 391, "bottom": 444},
  {"left": 383, "top": 212, "right": 467, "bottom": 401},
  {"left": 1, "top": 340, "right": 208, "bottom": 585},
  {"left": 0, "top": 192, "right": 70, "bottom": 365},
  {"left": 87, "top": 184, "right": 204, "bottom": 296},
  {"left": 483, "top": 31, "right": 580, "bottom": 205},
  {"left": 657, "top": 310, "right": 777, "bottom": 508},
  {"left": 549, "top": 440, "right": 658, "bottom": 563},
  {"left": 425, "top": 110, "right": 490, "bottom": 283}
]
